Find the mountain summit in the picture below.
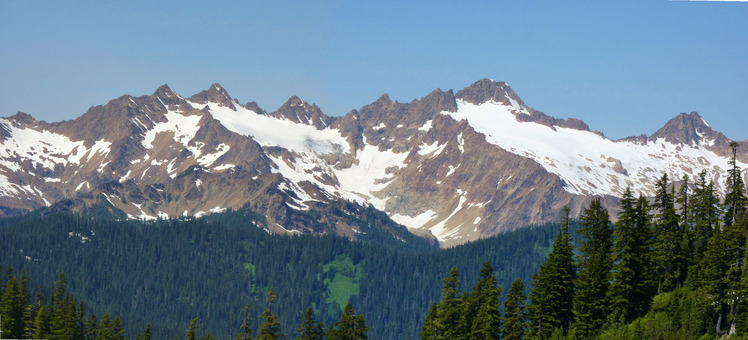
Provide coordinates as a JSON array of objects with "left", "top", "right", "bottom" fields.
[{"left": 1, "top": 79, "right": 745, "bottom": 246}]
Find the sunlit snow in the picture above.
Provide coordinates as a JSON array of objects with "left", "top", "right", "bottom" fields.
[{"left": 445, "top": 100, "right": 746, "bottom": 197}]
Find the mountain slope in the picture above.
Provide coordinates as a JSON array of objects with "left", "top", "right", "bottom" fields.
[{"left": 1, "top": 79, "right": 745, "bottom": 246}]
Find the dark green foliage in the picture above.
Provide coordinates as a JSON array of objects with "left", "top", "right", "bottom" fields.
[
  {"left": 608, "top": 187, "right": 654, "bottom": 323},
  {"left": 420, "top": 303, "right": 438, "bottom": 340},
  {"left": 186, "top": 318, "right": 199, "bottom": 340},
  {"left": 0, "top": 209, "right": 563, "bottom": 339},
  {"left": 689, "top": 170, "right": 721, "bottom": 266},
  {"left": 327, "top": 303, "right": 367, "bottom": 340},
  {"left": 502, "top": 278, "right": 527, "bottom": 340},
  {"left": 464, "top": 262, "right": 502, "bottom": 340},
  {"left": 296, "top": 307, "right": 324, "bottom": 340},
  {"left": 652, "top": 174, "right": 688, "bottom": 293},
  {"left": 436, "top": 266, "right": 463, "bottom": 339},
  {"left": 236, "top": 304, "right": 253, "bottom": 340},
  {"left": 572, "top": 198, "right": 613, "bottom": 339},
  {"left": 599, "top": 287, "right": 714, "bottom": 340},
  {"left": 724, "top": 141, "right": 747, "bottom": 228},
  {"left": 528, "top": 206, "right": 576, "bottom": 338},
  {"left": 257, "top": 287, "right": 285, "bottom": 340}
]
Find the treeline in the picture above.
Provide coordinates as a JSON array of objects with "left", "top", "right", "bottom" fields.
[
  {"left": 0, "top": 270, "right": 130, "bottom": 339},
  {"left": 421, "top": 142, "right": 748, "bottom": 339},
  {"left": 0, "top": 203, "right": 561, "bottom": 338},
  {"left": 0, "top": 269, "right": 372, "bottom": 340}
]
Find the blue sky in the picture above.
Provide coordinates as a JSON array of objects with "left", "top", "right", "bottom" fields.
[{"left": 1, "top": 1, "right": 746, "bottom": 140}]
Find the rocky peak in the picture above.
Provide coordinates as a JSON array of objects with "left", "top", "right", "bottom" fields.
[
  {"left": 243, "top": 101, "right": 266, "bottom": 115},
  {"left": 6, "top": 112, "right": 38, "bottom": 125},
  {"left": 649, "top": 111, "right": 721, "bottom": 146},
  {"left": 455, "top": 78, "right": 527, "bottom": 109},
  {"left": 151, "top": 84, "right": 183, "bottom": 107},
  {"left": 269, "top": 96, "right": 331, "bottom": 129},
  {"left": 358, "top": 89, "right": 456, "bottom": 127},
  {"left": 188, "top": 83, "right": 235, "bottom": 108}
]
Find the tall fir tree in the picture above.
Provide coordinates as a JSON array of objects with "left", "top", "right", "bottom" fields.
[
  {"left": 571, "top": 198, "right": 612, "bottom": 339},
  {"left": 690, "top": 170, "right": 721, "bottom": 266},
  {"left": 420, "top": 303, "right": 439, "bottom": 340},
  {"left": 721, "top": 141, "right": 747, "bottom": 334},
  {"left": 327, "top": 303, "right": 368, "bottom": 340},
  {"left": 463, "top": 261, "right": 502, "bottom": 340},
  {"left": 436, "top": 266, "right": 463, "bottom": 339},
  {"left": 257, "top": 287, "right": 285, "bottom": 340},
  {"left": 296, "top": 307, "right": 324, "bottom": 340},
  {"left": 724, "top": 141, "right": 747, "bottom": 228},
  {"left": 502, "top": 278, "right": 527, "bottom": 340},
  {"left": 528, "top": 206, "right": 575, "bottom": 338},
  {"left": 652, "top": 173, "right": 686, "bottom": 292},
  {"left": 0, "top": 274, "right": 25, "bottom": 339},
  {"left": 699, "top": 227, "right": 730, "bottom": 336},
  {"left": 608, "top": 187, "right": 654, "bottom": 323},
  {"left": 236, "top": 304, "right": 253, "bottom": 340}
]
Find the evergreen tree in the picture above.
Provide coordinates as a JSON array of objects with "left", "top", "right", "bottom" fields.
[
  {"left": 327, "top": 303, "right": 368, "bottom": 340},
  {"left": 236, "top": 304, "right": 253, "bottom": 340},
  {"left": 608, "top": 187, "right": 654, "bottom": 323},
  {"left": 528, "top": 206, "right": 575, "bottom": 338},
  {"left": 420, "top": 303, "right": 439, "bottom": 340},
  {"left": 572, "top": 198, "right": 612, "bottom": 339},
  {"left": 187, "top": 318, "right": 200, "bottom": 340},
  {"left": 436, "top": 266, "right": 463, "bottom": 339},
  {"left": 31, "top": 303, "right": 51, "bottom": 339},
  {"left": 502, "top": 278, "right": 527, "bottom": 340},
  {"left": 136, "top": 323, "right": 152, "bottom": 340},
  {"left": 724, "top": 141, "right": 747, "bottom": 228},
  {"left": 722, "top": 141, "right": 747, "bottom": 335},
  {"left": 296, "top": 307, "right": 324, "bottom": 340},
  {"left": 698, "top": 227, "right": 730, "bottom": 336},
  {"left": 463, "top": 261, "right": 502, "bottom": 340},
  {"left": 652, "top": 173, "right": 686, "bottom": 292},
  {"left": 257, "top": 287, "right": 285, "bottom": 340},
  {"left": 690, "top": 170, "right": 721, "bottom": 264},
  {"left": 1, "top": 274, "right": 25, "bottom": 339}
]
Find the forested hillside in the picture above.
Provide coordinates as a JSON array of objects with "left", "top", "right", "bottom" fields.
[
  {"left": 0, "top": 208, "right": 562, "bottom": 339},
  {"left": 420, "top": 143, "right": 748, "bottom": 339}
]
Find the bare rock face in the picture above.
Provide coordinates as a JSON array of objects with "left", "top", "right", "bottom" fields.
[
  {"left": 269, "top": 96, "right": 332, "bottom": 129},
  {"left": 1, "top": 79, "right": 745, "bottom": 247}
]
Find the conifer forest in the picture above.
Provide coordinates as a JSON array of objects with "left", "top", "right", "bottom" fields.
[{"left": 2, "top": 142, "right": 747, "bottom": 339}]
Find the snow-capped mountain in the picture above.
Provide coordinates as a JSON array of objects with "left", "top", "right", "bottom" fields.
[{"left": 1, "top": 79, "right": 745, "bottom": 246}]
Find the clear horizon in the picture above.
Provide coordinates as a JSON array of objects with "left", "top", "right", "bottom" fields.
[{"left": 1, "top": 1, "right": 746, "bottom": 141}]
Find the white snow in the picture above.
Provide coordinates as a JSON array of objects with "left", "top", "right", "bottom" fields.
[
  {"left": 0, "top": 119, "right": 111, "bottom": 172},
  {"left": 418, "top": 120, "right": 433, "bottom": 132},
  {"left": 197, "top": 143, "right": 230, "bottom": 167},
  {"left": 390, "top": 210, "right": 438, "bottom": 230},
  {"left": 141, "top": 109, "right": 203, "bottom": 158},
  {"left": 202, "top": 101, "right": 350, "bottom": 154},
  {"left": 444, "top": 99, "right": 747, "bottom": 197},
  {"left": 418, "top": 141, "right": 447, "bottom": 157}
]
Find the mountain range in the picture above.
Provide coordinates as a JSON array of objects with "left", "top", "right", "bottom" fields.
[{"left": 1, "top": 79, "right": 746, "bottom": 246}]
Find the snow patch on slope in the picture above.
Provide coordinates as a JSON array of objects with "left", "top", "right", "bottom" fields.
[
  {"left": 202, "top": 101, "right": 350, "bottom": 154},
  {"left": 445, "top": 100, "right": 746, "bottom": 197}
]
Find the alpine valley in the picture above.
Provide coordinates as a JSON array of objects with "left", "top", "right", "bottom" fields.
[{"left": 1, "top": 79, "right": 746, "bottom": 246}]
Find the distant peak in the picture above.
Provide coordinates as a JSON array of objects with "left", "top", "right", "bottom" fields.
[
  {"left": 376, "top": 93, "right": 393, "bottom": 105},
  {"left": 153, "top": 84, "right": 175, "bottom": 97},
  {"left": 188, "top": 83, "right": 234, "bottom": 107},
  {"left": 283, "top": 95, "right": 304, "bottom": 107},
  {"left": 650, "top": 111, "right": 719, "bottom": 146},
  {"left": 455, "top": 78, "right": 526, "bottom": 108},
  {"left": 8, "top": 111, "right": 37, "bottom": 124}
]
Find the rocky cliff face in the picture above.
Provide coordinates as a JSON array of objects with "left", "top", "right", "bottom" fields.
[{"left": 1, "top": 79, "right": 745, "bottom": 246}]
